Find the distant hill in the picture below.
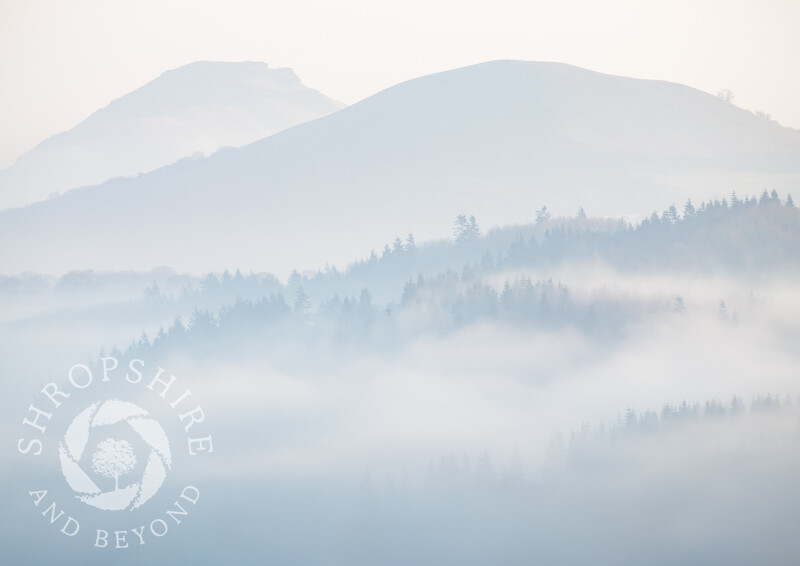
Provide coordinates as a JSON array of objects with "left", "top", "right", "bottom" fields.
[
  {"left": 1, "top": 60, "right": 799, "bottom": 275},
  {"left": 0, "top": 61, "right": 344, "bottom": 209}
]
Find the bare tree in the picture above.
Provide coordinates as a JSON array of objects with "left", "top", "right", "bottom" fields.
[
  {"left": 92, "top": 438, "right": 137, "bottom": 491},
  {"left": 717, "top": 89, "right": 734, "bottom": 103}
]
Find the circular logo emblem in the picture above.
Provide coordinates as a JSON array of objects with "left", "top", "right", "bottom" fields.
[{"left": 58, "top": 399, "right": 172, "bottom": 511}]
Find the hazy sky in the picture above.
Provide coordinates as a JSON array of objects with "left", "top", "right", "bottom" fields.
[{"left": 1, "top": 0, "right": 798, "bottom": 168}]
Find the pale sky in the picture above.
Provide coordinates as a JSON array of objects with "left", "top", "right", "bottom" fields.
[{"left": 1, "top": 0, "right": 798, "bottom": 168}]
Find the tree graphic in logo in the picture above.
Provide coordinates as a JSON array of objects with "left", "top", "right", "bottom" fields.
[{"left": 92, "top": 438, "right": 137, "bottom": 491}]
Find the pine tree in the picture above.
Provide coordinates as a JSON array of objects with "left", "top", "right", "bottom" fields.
[
  {"left": 294, "top": 286, "right": 311, "bottom": 313},
  {"left": 536, "top": 206, "right": 551, "bottom": 224},
  {"left": 454, "top": 214, "right": 480, "bottom": 242},
  {"left": 662, "top": 204, "right": 678, "bottom": 224},
  {"left": 405, "top": 232, "right": 417, "bottom": 252},
  {"left": 358, "top": 288, "right": 373, "bottom": 312},
  {"left": 400, "top": 279, "right": 416, "bottom": 306},
  {"left": 287, "top": 270, "right": 302, "bottom": 289}
]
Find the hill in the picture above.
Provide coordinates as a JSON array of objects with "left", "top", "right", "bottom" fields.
[
  {"left": 1, "top": 60, "right": 799, "bottom": 275},
  {"left": 0, "top": 61, "right": 344, "bottom": 210}
]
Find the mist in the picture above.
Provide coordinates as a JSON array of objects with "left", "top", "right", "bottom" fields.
[{"left": 4, "top": 192, "right": 800, "bottom": 563}]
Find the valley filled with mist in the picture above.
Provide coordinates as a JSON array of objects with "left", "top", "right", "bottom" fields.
[
  {"left": 3, "top": 49, "right": 800, "bottom": 564},
  {"left": 4, "top": 185, "right": 799, "bottom": 564}
]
